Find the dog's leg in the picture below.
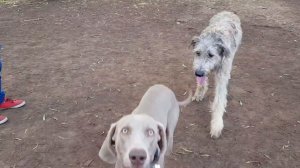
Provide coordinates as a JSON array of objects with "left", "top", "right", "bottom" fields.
[
  {"left": 158, "top": 155, "right": 165, "bottom": 168},
  {"left": 165, "top": 106, "right": 179, "bottom": 155},
  {"left": 166, "top": 127, "right": 174, "bottom": 155},
  {"left": 210, "top": 73, "right": 229, "bottom": 138},
  {"left": 192, "top": 79, "right": 209, "bottom": 101},
  {"left": 192, "top": 84, "right": 202, "bottom": 101}
]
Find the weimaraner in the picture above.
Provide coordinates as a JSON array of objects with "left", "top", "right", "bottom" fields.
[{"left": 99, "top": 84, "right": 192, "bottom": 168}]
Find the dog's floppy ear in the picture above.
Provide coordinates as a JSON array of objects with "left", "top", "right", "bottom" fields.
[
  {"left": 191, "top": 36, "right": 200, "bottom": 48},
  {"left": 157, "top": 122, "right": 167, "bottom": 157},
  {"left": 216, "top": 43, "right": 230, "bottom": 58},
  {"left": 99, "top": 123, "right": 117, "bottom": 164}
]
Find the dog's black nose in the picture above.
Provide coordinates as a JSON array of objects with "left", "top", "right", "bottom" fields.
[
  {"left": 129, "top": 149, "right": 147, "bottom": 165},
  {"left": 195, "top": 69, "right": 205, "bottom": 77}
]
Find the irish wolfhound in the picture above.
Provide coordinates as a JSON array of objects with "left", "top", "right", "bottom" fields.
[{"left": 191, "top": 11, "right": 242, "bottom": 138}]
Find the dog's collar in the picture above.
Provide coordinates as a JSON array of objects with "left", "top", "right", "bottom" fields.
[
  {"left": 152, "top": 164, "right": 160, "bottom": 168},
  {"left": 151, "top": 149, "right": 160, "bottom": 168}
]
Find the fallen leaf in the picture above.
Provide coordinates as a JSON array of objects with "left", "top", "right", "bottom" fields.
[
  {"left": 23, "top": 18, "right": 42, "bottom": 22},
  {"left": 242, "top": 125, "right": 254, "bottom": 129},
  {"left": 246, "top": 161, "right": 260, "bottom": 164},
  {"left": 282, "top": 144, "right": 289, "bottom": 150},
  {"left": 138, "top": 2, "right": 148, "bottom": 6},
  {"left": 57, "top": 136, "right": 67, "bottom": 140},
  {"left": 200, "top": 154, "right": 210, "bottom": 157},
  {"left": 32, "top": 144, "right": 39, "bottom": 150},
  {"left": 83, "top": 159, "right": 93, "bottom": 167},
  {"left": 175, "top": 151, "right": 187, "bottom": 155},
  {"left": 49, "top": 108, "right": 59, "bottom": 112},
  {"left": 264, "top": 154, "right": 271, "bottom": 159},
  {"left": 180, "top": 147, "right": 193, "bottom": 153}
]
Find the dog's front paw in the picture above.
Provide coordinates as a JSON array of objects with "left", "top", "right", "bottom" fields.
[
  {"left": 192, "top": 94, "right": 204, "bottom": 102},
  {"left": 210, "top": 118, "right": 224, "bottom": 138},
  {"left": 192, "top": 95, "right": 199, "bottom": 102}
]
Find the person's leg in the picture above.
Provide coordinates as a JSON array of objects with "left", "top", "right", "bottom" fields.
[
  {"left": 0, "top": 45, "right": 8, "bottom": 125},
  {"left": 0, "top": 45, "right": 5, "bottom": 104},
  {"left": 0, "top": 44, "right": 25, "bottom": 121}
]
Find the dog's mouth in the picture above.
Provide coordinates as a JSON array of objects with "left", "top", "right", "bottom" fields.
[{"left": 196, "top": 76, "right": 207, "bottom": 85}]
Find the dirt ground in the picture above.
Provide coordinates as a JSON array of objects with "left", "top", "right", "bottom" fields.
[{"left": 0, "top": 0, "right": 299, "bottom": 168}]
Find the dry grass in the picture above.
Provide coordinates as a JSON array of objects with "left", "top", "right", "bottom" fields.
[{"left": 0, "top": 0, "right": 25, "bottom": 5}]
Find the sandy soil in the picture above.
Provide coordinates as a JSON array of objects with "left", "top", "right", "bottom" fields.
[{"left": 0, "top": 0, "right": 299, "bottom": 168}]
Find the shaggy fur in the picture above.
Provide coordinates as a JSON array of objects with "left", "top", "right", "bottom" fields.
[{"left": 191, "top": 11, "right": 242, "bottom": 138}]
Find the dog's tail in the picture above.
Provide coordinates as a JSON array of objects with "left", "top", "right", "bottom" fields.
[{"left": 178, "top": 90, "right": 193, "bottom": 107}]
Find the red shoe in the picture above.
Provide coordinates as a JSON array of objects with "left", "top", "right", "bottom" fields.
[
  {"left": 0, "top": 98, "right": 26, "bottom": 109},
  {"left": 0, "top": 115, "right": 8, "bottom": 125}
]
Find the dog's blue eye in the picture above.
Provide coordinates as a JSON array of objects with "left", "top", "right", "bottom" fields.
[
  {"left": 121, "top": 128, "right": 129, "bottom": 134},
  {"left": 146, "top": 129, "right": 154, "bottom": 137},
  {"left": 208, "top": 53, "right": 214, "bottom": 58}
]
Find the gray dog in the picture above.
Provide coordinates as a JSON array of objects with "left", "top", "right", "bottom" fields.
[
  {"left": 191, "top": 11, "right": 242, "bottom": 138},
  {"left": 99, "top": 84, "right": 192, "bottom": 168}
]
